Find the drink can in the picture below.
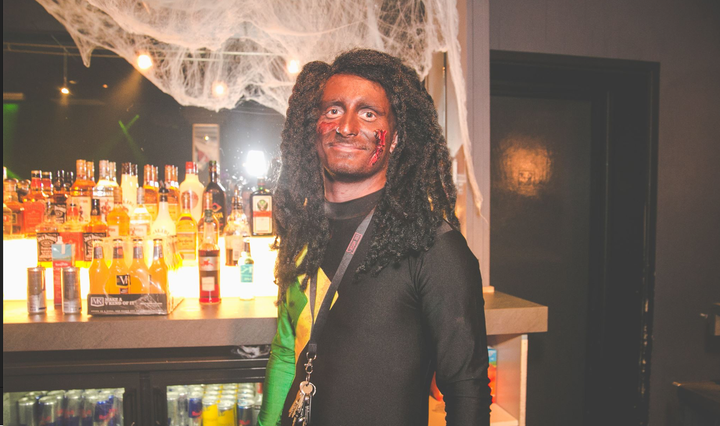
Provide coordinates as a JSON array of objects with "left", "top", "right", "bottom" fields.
[
  {"left": 26, "top": 391, "right": 48, "bottom": 400},
  {"left": 201, "top": 396, "right": 219, "bottom": 426},
  {"left": 81, "top": 393, "right": 99, "bottom": 426},
  {"left": 46, "top": 391, "right": 66, "bottom": 422},
  {"left": 27, "top": 267, "right": 47, "bottom": 314},
  {"left": 205, "top": 384, "right": 222, "bottom": 391},
  {"left": 236, "top": 398, "right": 253, "bottom": 426},
  {"left": 188, "top": 392, "right": 203, "bottom": 426},
  {"left": 251, "top": 394, "right": 262, "bottom": 426},
  {"left": 238, "top": 383, "right": 254, "bottom": 391},
  {"left": 176, "top": 387, "right": 188, "bottom": 426},
  {"left": 38, "top": 395, "right": 58, "bottom": 426},
  {"left": 94, "top": 393, "right": 111, "bottom": 426},
  {"left": 167, "top": 391, "right": 180, "bottom": 426},
  {"left": 65, "top": 392, "right": 83, "bottom": 426},
  {"left": 62, "top": 266, "right": 82, "bottom": 314},
  {"left": 204, "top": 390, "right": 220, "bottom": 399},
  {"left": 18, "top": 396, "right": 39, "bottom": 426},
  {"left": 112, "top": 389, "right": 124, "bottom": 426},
  {"left": 237, "top": 389, "right": 254, "bottom": 399},
  {"left": 216, "top": 400, "right": 236, "bottom": 426}
]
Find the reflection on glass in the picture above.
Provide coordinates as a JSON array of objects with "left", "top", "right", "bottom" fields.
[
  {"left": 496, "top": 134, "right": 553, "bottom": 197},
  {"left": 4, "top": 388, "right": 124, "bottom": 426},
  {"left": 167, "top": 382, "right": 262, "bottom": 426}
]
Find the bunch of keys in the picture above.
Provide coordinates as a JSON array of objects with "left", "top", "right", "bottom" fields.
[{"left": 289, "top": 380, "right": 316, "bottom": 425}]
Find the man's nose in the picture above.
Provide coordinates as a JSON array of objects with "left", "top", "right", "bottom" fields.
[{"left": 337, "top": 113, "right": 359, "bottom": 137}]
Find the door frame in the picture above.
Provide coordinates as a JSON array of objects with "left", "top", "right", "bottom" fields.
[{"left": 490, "top": 50, "right": 659, "bottom": 426}]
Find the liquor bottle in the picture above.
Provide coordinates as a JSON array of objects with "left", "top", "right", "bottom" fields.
[
  {"left": 179, "top": 162, "right": 204, "bottom": 223},
  {"left": 84, "top": 199, "right": 108, "bottom": 263},
  {"left": 22, "top": 170, "right": 48, "bottom": 235},
  {"left": 3, "top": 202, "right": 11, "bottom": 236},
  {"left": 149, "top": 238, "right": 169, "bottom": 294},
  {"left": 60, "top": 202, "right": 86, "bottom": 264},
  {"left": 176, "top": 192, "right": 198, "bottom": 265},
  {"left": 93, "top": 160, "right": 117, "bottom": 222},
  {"left": 197, "top": 193, "right": 219, "bottom": 245},
  {"left": 130, "top": 188, "right": 153, "bottom": 238},
  {"left": 203, "top": 161, "right": 226, "bottom": 230},
  {"left": 152, "top": 185, "right": 177, "bottom": 238},
  {"left": 41, "top": 171, "right": 53, "bottom": 198},
  {"left": 52, "top": 170, "right": 68, "bottom": 224},
  {"left": 129, "top": 239, "right": 151, "bottom": 294},
  {"left": 224, "top": 190, "right": 250, "bottom": 266},
  {"left": 239, "top": 239, "right": 255, "bottom": 301},
  {"left": 3, "top": 180, "right": 24, "bottom": 235},
  {"left": 69, "top": 160, "right": 94, "bottom": 224},
  {"left": 198, "top": 202, "right": 220, "bottom": 304},
  {"left": 87, "top": 160, "right": 96, "bottom": 183},
  {"left": 107, "top": 200, "right": 130, "bottom": 238},
  {"left": 35, "top": 200, "right": 59, "bottom": 268},
  {"left": 165, "top": 165, "right": 180, "bottom": 221},
  {"left": 250, "top": 177, "right": 273, "bottom": 236},
  {"left": 121, "top": 162, "right": 138, "bottom": 212},
  {"left": 143, "top": 164, "right": 159, "bottom": 220},
  {"left": 105, "top": 239, "right": 130, "bottom": 294},
  {"left": 88, "top": 243, "right": 110, "bottom": 295}
]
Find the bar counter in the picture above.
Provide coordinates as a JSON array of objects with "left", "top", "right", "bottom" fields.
[{"left": 3, "top": 291, "right": 547, "bottom": 352}]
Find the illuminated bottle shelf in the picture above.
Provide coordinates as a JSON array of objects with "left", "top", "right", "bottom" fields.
[{"left": 2, "top": 236, "right": 278, "bottom": 301}]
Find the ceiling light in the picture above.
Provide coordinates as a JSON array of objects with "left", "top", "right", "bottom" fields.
[
  {"left": 60, "top": 87, "right": 70, "bottom": 95},
  {"left": 212, "top": 81, "right": 227, "bottom": 97},
  {"left": 287, "top": 59, "right": 301, "bottom": 75},
  {"left": 137, "top": 54, "right": 153, "bottom": 70}
]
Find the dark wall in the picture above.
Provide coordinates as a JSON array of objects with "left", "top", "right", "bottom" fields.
[
  {"left": 487, "top": 0, "right": 720, "bottom": 425},
  {"left": 3, "top": 39, "right": 283, "bottom": 187}
]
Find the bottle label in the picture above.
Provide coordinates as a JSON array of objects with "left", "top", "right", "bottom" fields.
[
  {"left": 199, "top": 254, "right": 219, "bottom": 271},
  {"left": 69, "top": 196, "right": 92, "bottom": 223},
  {"left": 252, "top": 195, "right": 273, "bottom": 235},
  {"left": 228, "top": 237, "right": 243, "bottom": 261},
  {"left": 240, "top": 264, "right": 254, "bottom": 283},
  {"left": 201, "top": 276, "right": 216, "bottom": 291},
  {"left": 116, "top": 274, "right": 130, "bottom": 293},
  {"left": 130, "top": 225, "right": 149, "bottom": 238},
  {"left": 52, "top": 202, "right": 67, "bottom": 224},
  {"left": 94, "top": 195, "right": 114, "bottom": 222},
  {"left": 177, "top": 232, "right": 197, "bottom": 260},
  {"left": 60, "top": 231, "right": 85, "bottom": 263},
  {"left": 37, "top": 232, "right": 60, "bottom": 263},
  {"left": 23, "top": 201, "right": 45, "bottom": 231},
  {"left": 63, "top": 299, "right": 81, "bottom": 314},
  {"left": 83, "top": 232, "right": 107, "bottom": 262},
  {"left": 108, "top": 225, "right": 120, "bottom": 237}
]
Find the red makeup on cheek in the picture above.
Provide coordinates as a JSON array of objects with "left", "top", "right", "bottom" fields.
[
  {"left": 369, "top": 130, "right": 387, "bottom": 166},
  {"left": 317, "top": 122, "right": 337, "bottom": 135}
]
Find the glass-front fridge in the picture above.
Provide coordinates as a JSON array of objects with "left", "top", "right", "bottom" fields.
[
  {"left": 164, "top": 382, "right": 262, "bottom": 426},
  {"left": 4, "top": 388, "right": 128, "bottom": 426}
]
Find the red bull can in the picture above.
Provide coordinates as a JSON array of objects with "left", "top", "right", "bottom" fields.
[
  {"left": 65, "top": 391, "right": 83, "bottom": 426},
  {"left": 236, "top": 398, "right": 253, "bottom": 426},
  {"left": 38, "top": 395, "right": 58, "bottom": 426},
  {"left": 18, "top": 396, "right": 38, "bottom": 426},
  {"left": 188, "top": 392, "right": 203, "bottom": 426}
]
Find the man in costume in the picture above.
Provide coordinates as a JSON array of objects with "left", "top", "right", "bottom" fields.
[{"left": 259, "top": 49, "right": 491, "bottom": 426}]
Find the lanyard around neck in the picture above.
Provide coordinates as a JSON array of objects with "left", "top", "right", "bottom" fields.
[{"left": 307, "top": 208, "right": 375, "bottom": 358}]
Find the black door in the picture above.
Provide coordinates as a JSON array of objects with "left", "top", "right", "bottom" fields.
[{"left": 490, "top": 51, "right": 659, "bottom": 426}]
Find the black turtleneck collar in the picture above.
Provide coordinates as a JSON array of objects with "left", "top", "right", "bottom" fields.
[{"left": 324, "top": 188, "right": 384, "bottom": 220}]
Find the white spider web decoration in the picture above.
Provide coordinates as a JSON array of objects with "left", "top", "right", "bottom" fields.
[{"left": 35, "top": 0, "right": 483, "bottom": 214}]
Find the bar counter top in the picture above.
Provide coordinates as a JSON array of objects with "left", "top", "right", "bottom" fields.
[{"left": 3, "top": 291, "right": 547, "bottom": 352}]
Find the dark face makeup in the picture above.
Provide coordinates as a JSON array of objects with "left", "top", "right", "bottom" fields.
[{"left": 316, "top": 74, "right": 396, "bottom": 181}]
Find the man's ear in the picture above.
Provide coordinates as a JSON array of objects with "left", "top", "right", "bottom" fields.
[{"left": 389, "top": 132, "right": 399, "bottom": 153}]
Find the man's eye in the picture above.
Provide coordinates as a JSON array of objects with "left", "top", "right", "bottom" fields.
[
  {"left": 362, "top": 111, "right": 376, "bottom": 119},
  {"left": 326, "top": 108, "right": 341, "bottom": 117}
]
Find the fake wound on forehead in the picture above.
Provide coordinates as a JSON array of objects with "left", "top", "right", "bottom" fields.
[{"left": 369, "top": 129, "right": 387, "bottom": 166}]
